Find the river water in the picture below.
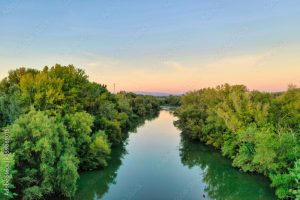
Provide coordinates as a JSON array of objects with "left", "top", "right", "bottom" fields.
[{"left": 75, "top": 110, "right": 276, "bottom": 200}]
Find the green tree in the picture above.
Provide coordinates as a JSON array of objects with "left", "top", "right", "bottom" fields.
[
  {"left": 9, "top": 110, "right": 79, "bottom": 199},
  {"left": 83, "top": 131, "right": 111, "bottom": 170},
  {"left": 0, "top": 65, "right": 161, "bottom": 199},
  {"left": 175, "top": 84, "right": 300, "bottom": 199},
  {"left": 63, "top": 112, "right": 111, "bottom": 170}
]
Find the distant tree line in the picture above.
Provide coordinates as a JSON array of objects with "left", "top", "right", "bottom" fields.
[
  {"left": 174, "top": 84, "right": 300, "bottom": 199},
  {"left": 0, "top": 65, "right": 160, "bottom": 200},
  {"left": 158, "top": 95, "right": 181, "bottom": 107}
]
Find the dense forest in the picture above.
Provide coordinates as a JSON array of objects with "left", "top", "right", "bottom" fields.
[
  {"left": 174, "top": 84, "right": 300, "bottom": 199},
  {"left": 1, "top": 65, "right": 299, "bottom": 200},
  {"left": 0, "top": 65, "right": 160, "bottom": 200}
]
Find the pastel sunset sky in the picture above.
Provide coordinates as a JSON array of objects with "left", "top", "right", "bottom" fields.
[{"left": 0, "top": 0, "right": 299, "bottom": 93}]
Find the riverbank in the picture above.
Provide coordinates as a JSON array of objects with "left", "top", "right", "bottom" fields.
[
  {"left": 174, "top": 84, "right": 300, "bottom": 199},
  {"left": 75, "top": 110, "right": 276, "bottom": 200}
]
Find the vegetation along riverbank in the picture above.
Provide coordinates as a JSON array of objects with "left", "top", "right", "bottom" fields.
[
  {"left": 174, "top": 84, "right": 300, "bottom": 199},
  {"left": 0, "top": 65, "right": 160, "bottom": 199}
]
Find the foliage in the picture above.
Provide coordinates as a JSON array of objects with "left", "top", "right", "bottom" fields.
[
  {"left": 9, "top": 110, "right": 79, "bottom": 199},
  {"left": 0, "top": 65, "right": 160, "bottom": 199},
  {"left": 159, "top": 95, "right": 181, "bottom": 107},
  {"left": 174, "top": 84, "right": 300, "bottom": 199},
  {"left": 83, "top": 131, "right": 111, "bottom": 170}
]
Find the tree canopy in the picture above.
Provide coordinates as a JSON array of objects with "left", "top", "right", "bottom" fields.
[
  {"left": 174, "top": 84, "right": 300, "bottom": 199},
  {"left": 0, "top": 65, "right": 160, "bottom": 199}
]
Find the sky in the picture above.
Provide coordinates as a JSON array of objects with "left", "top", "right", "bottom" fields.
[{"left": 0, "top": 0, "right": 299, "bottom": 93}]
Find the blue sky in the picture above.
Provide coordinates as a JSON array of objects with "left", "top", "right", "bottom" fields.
[{"left": 0, "top": 0, "right": 299, "bottom": 93}]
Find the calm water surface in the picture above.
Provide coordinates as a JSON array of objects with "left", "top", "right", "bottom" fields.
[{"left": 75, "top": 110, "right": 276, "bottom": 200}]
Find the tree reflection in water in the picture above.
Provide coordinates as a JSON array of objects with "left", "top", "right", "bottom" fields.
[
  {"left": 74, "top": 112, "right": 159, "bottom": 200},
  {"left": 179, "top": 135, "right": 276, "bottom": 200},
  {"left": 75, "top": 111, "right": 275, "bottom": 200},
  {"left": 75, "top": 143, "right": 126, "bottom": 200}
]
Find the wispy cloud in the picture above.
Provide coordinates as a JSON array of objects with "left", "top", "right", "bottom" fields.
[
  {"left": 205, "top": 54, "right": 266, "bottom": 70},
  {"left": 162, "top": 61, "right": 192, "bottom": 72},
  {"left": 80, "top": 51, "right": 120, "bottom": 68}
]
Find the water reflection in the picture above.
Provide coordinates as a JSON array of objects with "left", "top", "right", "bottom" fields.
[
  {"left": 75, "top": 111, "right": 276, "bottom": 200},
  {"left": 75, "top": 143, "right": 126, "bottom": 200},
  {"left": 179, "top": 136, "right": 276, "bottom": 200},
  {"left": 75, "top": 112, "right": 159, "bottom": 200}
]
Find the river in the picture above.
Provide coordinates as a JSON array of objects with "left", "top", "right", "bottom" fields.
[{"left": 75, "top": 110, "right": 276, "bottom": 200}]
